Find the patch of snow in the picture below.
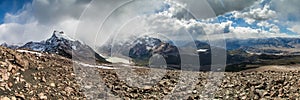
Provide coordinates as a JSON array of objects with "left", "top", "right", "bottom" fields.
[
  {"left": 32, "top": 47, "right": 45, "bottom": 51},
  {"left": 196, "top": 49, "right": 208, "bottom": 52},
  {"left": 17, "top": 50, "right": 43, "bottom": 56},
  {"left": 146, "top": 46, "right": 152, "bottom": 50},
  {"left": 72, "top": 46, "right": 77, "bottom": 50},
  {"left": 274, "top": 53, "right": 284, "bottom": 56},
  {"left": 98, "top": 53, "right": 108, "bottom": 58},
  {"left": 245, "top": 51, "right": 262, "bottom": 55},
  {"left": 74, "top": 61, "right": 116, "bottom": 69},
  {"left": 54, "top": 31, "right": 75, "bottom": 41},
  {"left": 106, "top": 57, "right": 131, "bottom": 64}
]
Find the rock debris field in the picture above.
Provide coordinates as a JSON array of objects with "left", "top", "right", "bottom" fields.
[{"left": 0, "top": 46, "right": 300, "bottom": 100}]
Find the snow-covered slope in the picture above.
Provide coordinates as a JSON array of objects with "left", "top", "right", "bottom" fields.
[
  {"left": 52, "top": 31, "right": 75, "bottom": 41},
  {"left": 16, "top": 49, "right": 43, "bottom": 56}
]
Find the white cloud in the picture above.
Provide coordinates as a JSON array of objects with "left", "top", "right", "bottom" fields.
[
  {"left": 0, "top": 0, "right": 90, "bottom": 44},
  {"left": 142, "top": 6, "right": 290, "bottom": 41},
  {"left": 270, "top": 25, "right": 280, "bottom": 33},
  {"left": 0, "top": 21, "right": 48, "bottom": 44},
  {"left": 0, "top": 0, "right": 298, "bottom": 46},
  {"left": 218, "top": 26, "right": 289, "bottom": 39},
  {"left": 288, "top": 25, "right": 300, "bottom": 34},
  {"left": 257, "top": 21, "right": 272, "bottom": 27},
  {"left": 244, "top": 18, "right": 256, "bottom": 24},
  {"left": 233, "top": 4, "right": 276, "bottom": 20}
]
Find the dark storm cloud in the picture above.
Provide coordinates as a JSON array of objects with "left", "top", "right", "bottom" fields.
[
  {"left": 31, "top": 0, "right": 91, "bottom": 25},
  {"left": 207, "top": 0, "right": 257, "bottom": 15}
]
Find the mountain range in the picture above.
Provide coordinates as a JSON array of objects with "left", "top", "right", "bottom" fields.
[
  {"left": 99, "top": 36, "right": 300, "bottom": 71},
  {"left": 2, "top": 31, "right": 109, "bottom": 64},
  {"left": 2, "top": 31, "right": 300, "bottom": 71}
]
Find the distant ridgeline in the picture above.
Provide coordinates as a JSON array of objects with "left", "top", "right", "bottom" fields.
[{"left": 100, "top": 36, "right": 300, "bottom": 71}]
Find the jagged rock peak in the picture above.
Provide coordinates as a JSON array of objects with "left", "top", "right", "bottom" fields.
[{"left": 50, "top": 30, "right": 74, "bottom": 41}]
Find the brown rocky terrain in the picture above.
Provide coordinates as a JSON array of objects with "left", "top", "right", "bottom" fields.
[
  {"left": 95, "top": 67, "right": 300, "bottom": 99},
  {"left": 0, "top": 46, "right": 300, "bottom": 99},
  {"left": 0, "top": 46, "right": 85, "bottom": 99}
]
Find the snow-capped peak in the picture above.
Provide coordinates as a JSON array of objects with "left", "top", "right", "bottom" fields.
[{"left": 52, "top": 30, "right": 75, "bottom": 41}]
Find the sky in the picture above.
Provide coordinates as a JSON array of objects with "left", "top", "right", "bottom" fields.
[
  {"left": 0, "top": 0, "right": 300, "bottom": 47},
  {"left": 0, "top": 0, "right": 30, "bottom": 23}
]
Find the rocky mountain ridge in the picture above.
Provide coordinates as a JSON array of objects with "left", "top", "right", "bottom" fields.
[{"left": 3, "top": 31, "right": 109, "bottom": 64}]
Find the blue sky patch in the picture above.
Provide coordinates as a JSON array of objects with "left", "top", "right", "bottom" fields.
[{"left": 0, "top": 0, "right": 32, "bottom": 24}]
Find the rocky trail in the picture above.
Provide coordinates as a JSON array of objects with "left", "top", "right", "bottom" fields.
[{"left": 0, "top": 46, "right": 300, "bottom": 99}]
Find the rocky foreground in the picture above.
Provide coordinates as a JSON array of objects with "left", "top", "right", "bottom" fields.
[
  {"left": 94, "top": 68, "right": 300, "bottom": 99},
  {"left": 0, "top": 47, "right": 85, "bottom": 99},
  {"left": 0, "top": 46, "right": 300, "bottom": 99}
]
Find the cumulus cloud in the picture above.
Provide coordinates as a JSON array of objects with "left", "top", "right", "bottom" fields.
[
  {"left": 0, "top": 0, "right": 299, "bottom": 46},
  {"left": 288, "top": 25, "right": 300, "bottom": 34},
  {"left": 233, "top": 4, "right": 276, "bottom": 21},
  {"left": 244, "top": 18, "right": 256, "bottom": 24},
  {"left": 269, "top": 25, "right": 280, "bottom": 33},
  {"left": 0, "top": 0, "right": 262, "bottom": 45},
  {"left": 163, "top": 0, "right": 257, "bottom": 20},
  {"left": 0, "top": 21, "right": 49, "bottom": 44},
  {"left": 0, "top": 0, "right": 91, "bottom": 44},
  {"left": 92, "top": 0, "right": 255, "bottom": 45},
  {"left": 257, "top": 21, "right": 272, "bottom": 27},
  {"left": 123, "top": 7, "right": 279, "bottom": 42},
  {"left": 136, "top": 0, "right": 292, "bottom": 42}
]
